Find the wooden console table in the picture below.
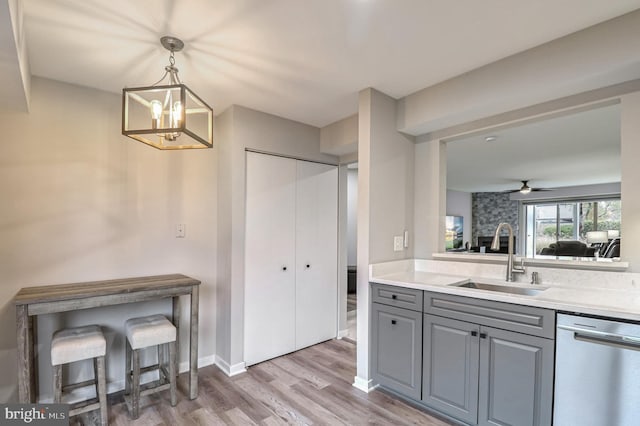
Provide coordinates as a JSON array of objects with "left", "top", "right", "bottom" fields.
[{"left": 15, "top": 274, "right": 200, "bottom": 403}]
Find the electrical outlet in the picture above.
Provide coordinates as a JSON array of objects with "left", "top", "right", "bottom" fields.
[
  {"left": 394, "top": 236, "right": 404, "bottom": 252},
  {"left": 176, "top": 223, "right": 186, "bottom": 238}
]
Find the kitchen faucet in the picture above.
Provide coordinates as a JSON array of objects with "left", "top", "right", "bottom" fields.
[{"left": 491, "top": 223, "right": 526, "bottom": 282}]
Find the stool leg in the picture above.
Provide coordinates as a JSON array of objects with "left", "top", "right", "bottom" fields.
[
  {"left": 168, "top": 342, "right": 177, "bottom": 406},
  {"left": 93, "top": 358, "right": 99, "bottom": 397},
  {"left": 96, "top": 356, "right": 108, "bottom": 426},
  {"left": 125, "top": 339, "right": 131, "bottom": 397},
  {"left": 131, "top": 348, "right": 140, "bottom": 419},
  {"left": 157, "top": 344, "right": 165, "bottom": 384},
  {"left": 53, "top": 364, "right": 62, "bottom": 403}
]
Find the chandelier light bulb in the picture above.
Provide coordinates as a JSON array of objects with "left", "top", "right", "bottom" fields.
[
  {"left": 150, "top": 100, "right": 163, "bottom": 129},
  {"left": 173, "top": 101, "right": 183, "bottom": 128}
]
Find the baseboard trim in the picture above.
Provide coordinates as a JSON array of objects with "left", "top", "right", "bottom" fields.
[
  {"left": 352, "top": 376, "right": 377, "bottom": 393},
  {"left": 336, "top": 329, "right": 349, "bottom": 339},
  {"left": 214, "top": 355, "right": 247, "bottom": 377}
]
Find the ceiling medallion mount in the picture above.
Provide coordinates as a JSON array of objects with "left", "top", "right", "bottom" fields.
[
  {"left": 160, "top": 36, "right": 184, "bottom": 53},
  {"left": 121, "top": 36, "right": 213, "bottom": 150}
]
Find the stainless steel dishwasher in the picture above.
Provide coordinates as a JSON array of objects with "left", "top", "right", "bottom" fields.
[{"left": 554, "top": 313, "right": 640, "bottom": 425}]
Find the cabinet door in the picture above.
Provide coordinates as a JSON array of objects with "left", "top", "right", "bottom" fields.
[
  {"left": 295, "top": 161, "right": 338, "bottom": 349},
  {"left": 371, "top": 303, "right": 422, "bottom": 400},
  {"left": 245, "top": 152, "right": 297, "bottom": 366},
  {"left": 423, "top": 314, "right": 480, "bottom": 425},
  {"left": 478, "top": 327, "right": 554, "bottom": 426}
]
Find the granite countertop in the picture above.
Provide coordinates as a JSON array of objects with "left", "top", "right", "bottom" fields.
[{"left": 370, "top": 270, "right": 640, "bottom": 322}]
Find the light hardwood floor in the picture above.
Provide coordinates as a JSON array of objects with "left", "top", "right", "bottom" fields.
[{"left": 78, "top": 339, "right": 454, "bottom": 425}]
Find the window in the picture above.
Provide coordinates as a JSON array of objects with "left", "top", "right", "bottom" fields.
[{"left": 524, "top": 198, "right": 621, "bottom": 257}]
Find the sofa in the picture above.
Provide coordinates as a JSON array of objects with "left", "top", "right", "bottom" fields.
[{"left": 539, "top": 240, "right": 596, "bottom": 257}]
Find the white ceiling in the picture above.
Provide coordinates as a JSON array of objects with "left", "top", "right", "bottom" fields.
[
  {"left": 19, "top": 0, "right": 640, "bottom": 128},
  {"left": 446, "top": 103, "right": 621, "bottom": 193}
]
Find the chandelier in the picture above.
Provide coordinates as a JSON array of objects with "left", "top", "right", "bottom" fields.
[{"left": 122, "top": 36, "right": 213, "bottom": 150}]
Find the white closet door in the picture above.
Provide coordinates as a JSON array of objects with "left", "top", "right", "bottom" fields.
[
  {"left": 295, "top": 160, "right": 338, "bottom": 349},
  {"left": 245, "top": 152, "right": 297, "bottom": 366}
]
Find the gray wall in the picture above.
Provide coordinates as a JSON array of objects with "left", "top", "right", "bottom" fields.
[
  {"left": 347, "top": 169, "right": 358, "bottom": 266},
  {"left": 472, "top": 192, "right": 519, "bottom": 247},
  {"left": 355, "top": 88, "right": 415, "bottom": 389},
  {"left": 0, "top": 78, "right": 218, "bottom": 402},
  {"left": 446, "top": 189, "right": 472, "bottom": 247},
  {"left": 398, "top": 10, "right": 640, "bottom": 135},
  {"left": 216, "top": 105, "right": 338, "bottom": 373}
]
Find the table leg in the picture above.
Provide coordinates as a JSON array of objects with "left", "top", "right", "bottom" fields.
[
  {"left": 16, "top": 306, "right": 35, "bottom": 402},
  {"left": 172, "top": 296, "right": 181, "bottom": 380},
  {"left": 189, "top": 285, "right": 199, "bottom": 399}
]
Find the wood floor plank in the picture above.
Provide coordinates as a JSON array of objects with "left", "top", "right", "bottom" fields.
[
  {"left": 105, "top": 339, "right": 455, "bottom": 426},
  {"left": 364, "top": 389, "right": 453, "bottom": 426},
  {"left": 265, "top": 378, "right": 349, "bottom": 425},
  {"left": 290, "top": 380, "right": 376, "bottom": 424},
  {"left": 251, "top": 361, "right": 300, "bottom": 387},
  {"left": 234, "top": 375, "right": 313, "bottom": 425},
  {"left": 222, "top": 407, "right": 259, "bottom": 426},
  {"left": 204, "top": 369, "right": 274, "bottom": 423},
  {"left": 260, "top": 415, "right": 288, "bottom": 426},
  {"left": 270, "top": 357, "right": 330, "bottom": 390},
  {"left": 189, "top": 407, "right": 228, "bottom": 426}
]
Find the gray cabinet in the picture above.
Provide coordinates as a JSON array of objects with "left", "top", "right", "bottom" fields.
[
  {"left": 370, "top": 284, "right": 555, "bottom": 426},
  {"left": 423, "top": 292, "right": 554, "bottom": 426},
  {"left": 478, "top": 326, "right": 554, "bottom": 426},
  {"left": 371, "top": 284, "right": 423, "bottom": 400},
  {"left": 422, "top": 315, "right": 479, "bottom": 424}
]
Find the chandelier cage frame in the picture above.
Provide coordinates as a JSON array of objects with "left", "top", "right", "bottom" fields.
[{"left": 121, "top": 36, "right": 213, "bottom": 150}]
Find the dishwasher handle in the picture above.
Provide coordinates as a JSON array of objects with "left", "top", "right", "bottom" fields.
[{"left": 558, "top": 324, "right": 640, "bottom": 350}]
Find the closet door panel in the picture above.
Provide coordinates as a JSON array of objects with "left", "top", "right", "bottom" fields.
[
  {"left": 245, "top": 152, "right": 297, "bottom": 366},
  {"left": 295, "top": 161, "right": 338, "bottom": 349}
]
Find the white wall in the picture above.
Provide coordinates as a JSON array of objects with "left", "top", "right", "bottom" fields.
[
  {"left": 368, "top": 93, "right": 415, "bottom": 263},
  {"left": 0, "top": 0, "right": 30, "bottom": 111},
  {"left": 446, "top": 189, "right": 472, "bottom": 246},
  {"left": 320, "top": 114, "right": 358, "bottom": 156},
  {"left": 620, "top": 92, "right": 640, "bottom": 271},
  {"left": 347, "top": 168, "right": 358, "bottom": 266},
  {"left": 398, "top": 10, "right": 640, "bottom": 136},
  {"left": 216, "top": 105, "right": 338, "bottom": 373},
  {"left": 0, "top": 78, "right": 217, "bottom": 402},
  {"left": 414, "top": 140, "right": 446, "bottom": 259},
  {"left": 355, "top": 88, "right": 415, "bottom": 391}
]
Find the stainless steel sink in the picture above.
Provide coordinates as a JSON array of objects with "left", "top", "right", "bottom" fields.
[{"left": 454, "top": 281, "right": 547, "bottom": 296}]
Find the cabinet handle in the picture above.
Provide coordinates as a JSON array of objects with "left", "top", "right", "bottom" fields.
[
  {"left": 391, "top": 294, "right": 397, "bottom": 300},
  {"left": 306, "top": 264, "right": 310, "bottom": 268},
  {"left": 282, "top": 266, "right": 287, "bottom": 271},
  {"left": 391, "top": 320, "right": 397, "bottom": 325},
  {"left": 480, "top": 333, "right": 487, "bottom": 339},
  {"left": 471, "top": 331, "right": 477, "bottom": 337}
]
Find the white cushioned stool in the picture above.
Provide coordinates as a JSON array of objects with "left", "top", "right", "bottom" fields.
[
  {"left": 124, "top": 314, "right": 177, "bottom": 419},
  {"left": 51, "top": 325, "right": 107, "bottom": 426}
]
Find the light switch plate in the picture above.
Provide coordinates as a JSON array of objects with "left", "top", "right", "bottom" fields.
[
  {"left": 394, "top": 236, "right": 404, "bottom": 251},
  {"left": 176, "top": 223, "right": 186, "bottom": 238}
]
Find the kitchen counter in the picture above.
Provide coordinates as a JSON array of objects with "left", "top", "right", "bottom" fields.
[{"left": 370, "top": 265, "right": 640, "bottom": 322}]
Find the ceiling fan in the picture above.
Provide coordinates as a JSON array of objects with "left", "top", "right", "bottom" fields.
[{"left": 505, "top": 180, "right": 552, "bottom": 194}]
